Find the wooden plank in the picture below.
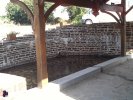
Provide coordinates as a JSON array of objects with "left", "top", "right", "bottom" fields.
[{"left": 34, "top": 0, "right": 48, "bottom": 88}]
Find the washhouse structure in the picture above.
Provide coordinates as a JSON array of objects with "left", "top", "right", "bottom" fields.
[{"left": 9, "top": 0, "right": 133, "bottom": 88}]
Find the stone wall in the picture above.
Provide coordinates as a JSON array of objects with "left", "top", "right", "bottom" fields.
[
  {"left": 0, "top": 37, "right": 36, "bottom": 69},
  {"left": 126, "top": 22, "right": 133, "bottom": 51},
  {"left": 0, "top": 22, "right": 133, "bottom": 69},
  {"left": 59, "top": 23, "right": 121, "bottom": 55}
]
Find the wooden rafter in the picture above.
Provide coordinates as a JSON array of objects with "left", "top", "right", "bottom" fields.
[{"left": 46, "top": 0, "right": 109, "bottom": 8}]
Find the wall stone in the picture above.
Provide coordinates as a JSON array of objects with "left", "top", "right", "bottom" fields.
[{"left": 0, "top": 22, "right": 133, "bottom": 69}]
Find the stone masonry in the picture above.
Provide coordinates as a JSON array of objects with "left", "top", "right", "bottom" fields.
[{"left": 0, "top": 22, "right": 133, "bottom": 69}]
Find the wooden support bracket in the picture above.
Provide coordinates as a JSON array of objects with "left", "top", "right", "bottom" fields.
[
  {"left": 44, "top": 3, "right": 60, "bottom": 20},
  {"left": 126, "top": 5, "right": 133, "bottom": 15},
  {"left": 100, "top": 10, "right": 121, "bottom": 24}
]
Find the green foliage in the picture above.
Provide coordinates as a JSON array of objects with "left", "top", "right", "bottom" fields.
[
  {"left": 6, "top": 0, "right": 31, "bottom": 25},
  {"left": 6, "top": 0, "right": 55, "bottom": 25},
  {"left": 0, "top": 16, "right": 10, "bottom": 23},
  {"left": 66, "top": 6, "right": 88, "bottom": 24},
  {"left": 54, "top": 17, "right": 64, "bottom": 24}
]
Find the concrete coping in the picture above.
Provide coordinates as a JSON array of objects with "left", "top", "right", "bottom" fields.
[
  {"left": 94, "top": 55, "right": 133, "bottom": 70},
  {"left": 49, "top": 66, "right": 101, "bottom": 91}
]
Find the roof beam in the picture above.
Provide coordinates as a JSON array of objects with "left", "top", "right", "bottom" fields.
[{"left": 45, "top": 0, "right": 108, "bottom": 8}]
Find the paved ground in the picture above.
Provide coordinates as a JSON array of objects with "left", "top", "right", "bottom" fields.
[
  {"left": 10, "top": 59, "right": 133, "bottom": 100},
  {"left": 62, "top": 59, "right": 133, "bottom": 100}
]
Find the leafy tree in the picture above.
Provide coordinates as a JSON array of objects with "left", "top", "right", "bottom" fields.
[
  {"left": 6, "top": 1, "right": 31, "bottom": 24},
  {"left": 6, "top": 0, "right": 55, "bottom": 25},
  {"left": 66, "top": 6, "right": 88, "bottom": 24}
]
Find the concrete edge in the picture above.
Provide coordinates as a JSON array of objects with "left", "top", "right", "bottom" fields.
[
  {"left": 94, "top": 55, "right": 133, "bottom": 71},
  {"left": 49, "top": 66, "right": 101, "bottom": 90}
]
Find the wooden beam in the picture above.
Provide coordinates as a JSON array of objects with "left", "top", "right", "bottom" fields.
[
  {"left": 34, "top": 0, "right": 48, "bottom": 88},
  {"left": 44, "top": 3, "right": 59, "bottom": 20},
  {"left": 121, "top": 0, "right": 126, "bottom": 56},
  {"left": 45, "top": 0, "right": 108, "bottom": 8},
  {"left": 100, "top": 4, "right": 123, "bottom": 12}
]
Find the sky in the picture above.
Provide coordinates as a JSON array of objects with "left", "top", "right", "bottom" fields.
[
  {"left": 0, "top": 0, "right": 9, "bottom": 16},
  {"left": 0, "top": 0, "right": 133, "bottom": 22}
]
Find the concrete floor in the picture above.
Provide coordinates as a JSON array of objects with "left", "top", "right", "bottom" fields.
[
  {"left": 4, "top": 58, "right": 133, "bottom": 100},
  {"left": 62, "top": 59, "right": 133, "bottom": 100}
]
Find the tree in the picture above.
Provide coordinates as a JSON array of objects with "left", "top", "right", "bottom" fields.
[
  {"left": 6, "top": 1, "right": 31, "bottom": 24},
  {"left": 66, "top": 6, "right": 88, "bottom": 24},
  {"left": 6, "top": 0, "right": 55, "bottom": 25}
]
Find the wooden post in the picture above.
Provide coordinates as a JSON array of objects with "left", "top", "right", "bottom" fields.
[
  {"left": 121, "top": 0, "right": 126, "bottom": 56},
  {"left": 34, "top": 0, "right": 48, "bottom": 88}
]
